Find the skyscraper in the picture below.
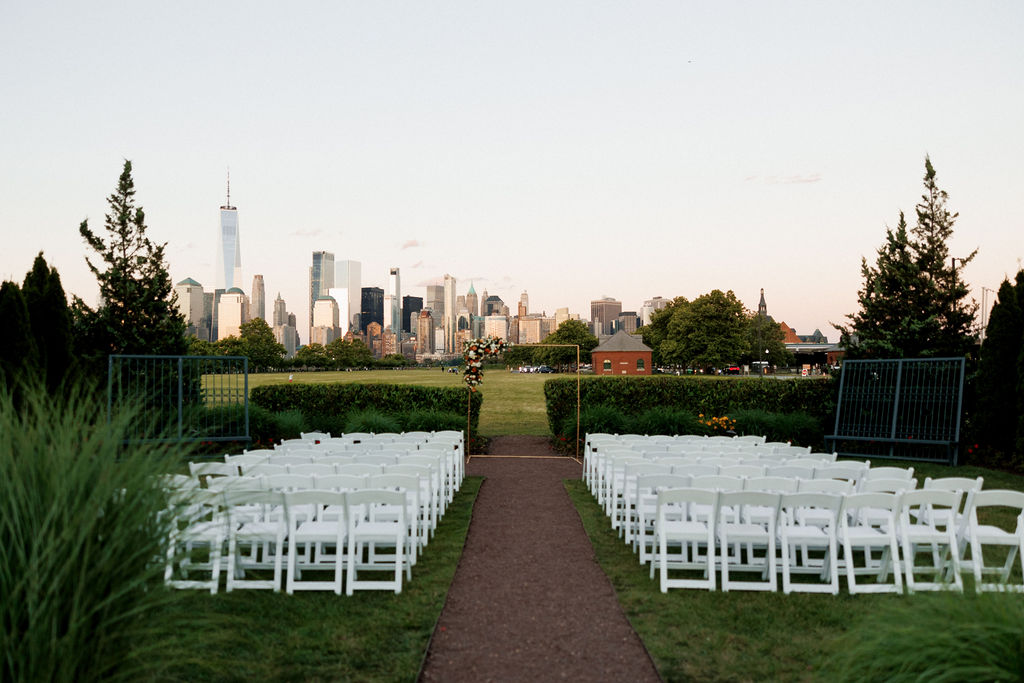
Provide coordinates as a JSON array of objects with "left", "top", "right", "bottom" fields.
[
  {"left": 251, "top": 274, "right": 265, "bottom": 322},
  {"left": 217, "top": 288, "right": 247, "bottom": 340},
  {"left": 329, "top": 259, "right": 361, "bottom": 335},
  {"left": 425, "top": 285, "right": 445, "bottom": 319},
  {"left": 273, "top": 292, "right": 287, "bottom": 327},
  {"left": 384, "top": 267, "right": 401, "bottom": 340},
  {"left": 360, "top": 286, "right": 384, "bottom": 333},
  {"left": 216, "top": 174, "right": 242, "bottom": 291},
  {"left": 591, "top": 297, "right": 622, "bottom": 336},
  {"left": 402, "top": 295, "right": 423, "bottom": 334},
  {"left": 175, "top": 278, "right": 205, "bottom": 338},
  {"left": 309, "top": 251, "right": 335, "bottom": 342},
  {"left": 443, "top": 274, "right": 457, "bottom": 352},
  {"left": 465, "top": 282, "right": 478, "bottom": 318}
]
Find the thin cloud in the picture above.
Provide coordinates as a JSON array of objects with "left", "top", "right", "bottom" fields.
[
  {"left": 410, "top": 260, "right": 423, "bottom": 268},
  {"left": 401, "top": 239, "right": 421, "bottom": 250},
  {"left": 766, "top": 173, "right": 822, "bottom": 185},
  {"left": 290, "top": 228, "right": 323, "bottom": 237}
]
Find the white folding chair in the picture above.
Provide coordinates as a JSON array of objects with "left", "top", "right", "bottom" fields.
[
  {"left": 285, "top": 490, "right": 348, "bottom": 595},
  {"left": 654, "top": 488, "right": 719, "bottom": 592},
  {"left": 777, "top": 492, "right": 843, "bottom": 595},
  {"left": 718, "top": 490, "right": 780, "bottom": 592},
  {"left": 346, "top": 489, "right": 409, "bottom": 595},
  {"left": 223, "top": 489, "right": 287, "bottom": 592},
  {"left": 899, "top": 489, "right": 964, "bottom": 593},
  {"left": 634, "top": 474, "right": 691, "bottom": 563},
  {"left": 966, "top": 489, "right": 1024, "bottom": 593},
  {"left": 839, "top": 492, "right": 904, "bottom": 594},
  {"left": 164, "top": 489, "right": 226, "bottom": 593}
]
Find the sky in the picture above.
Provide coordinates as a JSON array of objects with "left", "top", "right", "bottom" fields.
[{"left": 2, "top": 2, "right": 1022, "bottom": 345}]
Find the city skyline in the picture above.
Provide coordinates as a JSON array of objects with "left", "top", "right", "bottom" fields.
[{"left": 2, "top": 4, "right": 1022, "bottom": 342}]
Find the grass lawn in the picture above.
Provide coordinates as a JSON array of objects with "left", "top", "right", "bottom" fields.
[
  {"left": 145, "top": 476, "right": 482, "bottom": 682},
  {"left": 566, "top": 461, "right": 1024, "bottom": 682},
  {"left": 247, "top": 368, "right": 554, "bottom": 436}
]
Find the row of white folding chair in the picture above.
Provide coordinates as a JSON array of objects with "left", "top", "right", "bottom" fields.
[
  {"left": 166, "top": 487, "right": 411, "bottom": 595},
  {"left": 650, "top": 487, "right": 968, "bottom": 594},
  {"left": 203, "top": 470, "right": 436, "bottom": 550}
]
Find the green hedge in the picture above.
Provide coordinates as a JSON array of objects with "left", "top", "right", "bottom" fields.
[
  {"left": 544, "top": 376, "right": 836, "bottom": 437},
  {"left": 250, "top": 383, "right": 482, "bottom": 436}
]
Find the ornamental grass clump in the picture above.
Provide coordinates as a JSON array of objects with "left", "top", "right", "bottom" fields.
[
  {"left": 823, "top": 592, "right": 1024, "bottom": 682},
  {"left": 0, "top": 381, "right": 191, "bottom": 682}
]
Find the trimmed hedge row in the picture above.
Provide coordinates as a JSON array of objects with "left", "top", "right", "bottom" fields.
[
  {"left": 545, "top": 376, "right": 836, "bottom": 437},
  {"left": 250, "top": 383, "right": 482, "bottom": 435}
]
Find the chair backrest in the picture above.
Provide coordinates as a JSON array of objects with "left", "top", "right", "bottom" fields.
[
  {"left": 346, "top": 488, "right": 408, "bottom": 526},
  {"left": 313, "top": 474, "right": 367, "bottom": 491},
  {"left": 189, "top": 461, "right": 238, "bottom": 478},
  {"left": 673, "top": 464, "right": 719, "bottom": 477},
  {"left": 779, "top": 492, "right": 844, "bottom": 526},
  {"left": 288, "top": 463, "right": 337, "bottom": 476},
  {"left": 657, "top": 486, "right": 719, "bottom": 509},
  {"left": 859, "top": 477, "right": 917, "bottom": 494},
  {"left": 814, "top": 463, "right": 867, "bottom": 483},
  {"left": 924, "top": 476, "right": 984, "bottom": 493},
  {"left": 899, "top": 488, "right": 963, "bottom": 527},
  {"left": 786, "top": 458, "right": 823, "bottom": 471},
  {"left": 970, "top": 489, "right": 1024, "bottom": 511},
  {"left": 734, "top": 434, "right": 767, "bottom": 444},
  {"left": 842, "top": 491, "right": 900, "bottom": 519},
  {"left": 262, "top": 473, "right": 315, "bottom": 491},
  {"left": 283, "top": 489, "right": 346, "bottom": 525},
  {"left": 745, "top": 476, "right": 799, "bottom": 493},
  {"left": 719, "top": 464, "right": 765, "bottom": 479},
  {"left": 270, "top": 454, "right": 315, "bottom": 466},
  {"left": 225, "top": 452, "right": 270, "bottom": 466},
  {"left": 690, "top": 475, "right": 745, "bottom": 491},
  {"left": 354, "top": 454, "right": 400, "bottom": 466},
  {"left": 798, "top": 478, "right": 854, "bottom": 494},
  {"left": 864, "top": 466, "right": 915, "bottom": 481},
  {"left": 720, "top": 490, "right": 781, "bottom": 521},
  {"left": 807, "top": 451, "right": 838, "bottom": 463},
  {"left": 700, "top": 456, "right": 742, "bottom": 468},
  {"left": 207, "top": 475, "right": 264, "bottom": 492},
  {"left": 635, "top": 473, "right": 691, "bottom": 493},
  {"left": 625, "top": 462, "right": 672, "bottom": 479},
  {"left": 241, "top": 463, "right": 288, "bottom": 477},
  {"left": 336, "top": 463, "right": 384, "bottom": 477},
  {"left": 767, "top": 464, "right": 816, "bottom": 480}
]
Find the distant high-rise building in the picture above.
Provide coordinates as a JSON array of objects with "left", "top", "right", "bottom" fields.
[
  {"left": 465, "top": 282, "right": 478, "bottom": 318},
  {"left": 216, "top": 175, "right": 242, "bottom": 291},
  {"left": 425, "top": 285, "right": 445, "bottom": 319},
  {"left": 402, "top": 295, "right": 423, "bottom": 334},
  {"left": 329, "top": 260, "right": 361, "bottom": 335},
  {"left": 640, "top": 296, "right": 671, "bottom": 326},
  {"left": 174, "top": 278, "right": 205, "bottom": 338},
  {"left": 416, "top": 310, "right": 435, "bottom": 357},
  {"left": 519, "top": 291, "right": 529, "bottom": 317},
  {"left": 217, "top": 288, "right": 247, "bottom": 340},
  {"left": 483, "top": 315, "right": 508, "bottom": 341},
  {"left": 311, "top": 297, "right": 340, "bottom": 345},
  {"left": 616, "top": 311, "right": 639, "bottom": 334},
  {"left": 443, "top": 274, "right": 457, "bottom": 352},
  {"left": 309, "top": 251, "right": 335, "bottom": 342},
  {"left": 251, "top": 274, "right": 265, "bottom": 321},
  {"left": 383, "top": 267, "right": 401, "bottom": 340},
  {"left": 360, "top": 286, "right": 384, "bottom": 333},
  {"left": 483, "top": 294, "right": 505, "bottom": 317},
  {"left": 273, "top": 292, "right": 287, "bottom": 327},
  {"left": 591, "top": 297, "right": 622, "bottom": 336}
]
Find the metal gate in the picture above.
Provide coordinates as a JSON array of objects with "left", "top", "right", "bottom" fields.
[
  {"left": 826, "top": 357, "right": 966, "bottom": 465},
  {"left": 107, "top": 355, "right": 249, "bottom": 443}
]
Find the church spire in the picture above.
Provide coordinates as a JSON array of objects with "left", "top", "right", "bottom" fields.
[{"left": 758, "top": 288, "right": 768, "bottom": 318}]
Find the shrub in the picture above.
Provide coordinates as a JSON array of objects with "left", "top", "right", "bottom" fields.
[
  {"left": 569, "top": 405, "right": 629, "bottom": 438},
  {"left": 729, "top": 408, "right": 824, "bottom": 448},
  {"left": 631, "top": 406, "right": 707, "bottom": 436},
  {"left": 400, "top": 409, "right": 465, "bottom": 434},
  {"left": 0, "top": 382, "right": 191, "bottom": 681},
  {"left": 274, "top": 409, "right": 307, "bottom": 440},
  {"left": 824, "top": 593, "right": 1024, "bottom": 682},
  {"left": 344, "top": 409, "right": 402, "bottom": 434}
]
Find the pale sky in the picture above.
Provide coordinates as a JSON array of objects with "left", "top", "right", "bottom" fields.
[{"left": 2, "top": 2, "right": 1022, "bottom": 344}]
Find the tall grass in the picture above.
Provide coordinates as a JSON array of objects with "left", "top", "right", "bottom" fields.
[{"left": 0, "top": 382, "right": 192, "bottom": 682}]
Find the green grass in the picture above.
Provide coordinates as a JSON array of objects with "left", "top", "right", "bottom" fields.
[
  {"left": 565, "top": 461, "right": 1024, "bottom": 683},
  {"left": 246, "top": 368, "right": 553, "bottom": 436},
  {"left": 144, "top": 476, "right": 482, "bottom": 682}
]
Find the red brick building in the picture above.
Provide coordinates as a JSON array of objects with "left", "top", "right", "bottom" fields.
[{"left": 592, "top": 330, "right": 653, "bottom": 375}]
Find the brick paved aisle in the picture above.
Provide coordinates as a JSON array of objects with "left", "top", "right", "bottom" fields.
[{"left": 419, "top": 436, "right": 661, "bottom": 682}]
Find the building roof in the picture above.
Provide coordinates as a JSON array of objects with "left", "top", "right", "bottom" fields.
[
  {"left": 594, "top": 329, "right": 652, "bottom": 353},
  {"left": 226, "top": 287, "right": 245, "bottom": 295},
  {"left": 176, "top": 277, "right": 202, "bottom": 287}
]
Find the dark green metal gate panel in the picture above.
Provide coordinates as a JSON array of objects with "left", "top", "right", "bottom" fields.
[
  {"left": 107, "top": 355, "right": 249, "bottom": 443},
  {"left": 827, "top": 357, "right": 965, "bottom": 465}
]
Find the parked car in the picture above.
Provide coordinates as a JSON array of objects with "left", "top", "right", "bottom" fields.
[{"left": 536, "top": 365, "right": 555, "bottom": 373}]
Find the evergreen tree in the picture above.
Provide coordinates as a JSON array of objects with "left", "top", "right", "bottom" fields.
[
  {"left": 73, "top": 161, "right": 187, "bottom": 376},
  {"left": 21, "top": 252, "right": 74, "bottom": 389},
  {"left": 838, "top": 158, "right": 977, "bottom": 358},
  {"left": 975, "top": 273, "right": 1024, "bottom": 456},
  {"left": 0, "top": 281, "right": 38, "bottom": 387}
]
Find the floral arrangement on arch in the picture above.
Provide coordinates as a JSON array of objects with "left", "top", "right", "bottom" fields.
[{"left": 463, "top": 337, "right": 510, "bottom": 391}]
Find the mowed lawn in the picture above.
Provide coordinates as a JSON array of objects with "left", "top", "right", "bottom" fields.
[{"left": 247, "top": 368, "right": 553, "bottom": 436}]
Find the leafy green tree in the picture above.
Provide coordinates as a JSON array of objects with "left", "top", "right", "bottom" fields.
[
  {"left": 975, "top": 272, "right": 1024, "bottom": 457},
  {"left": 326, "top": 337, "right": 373, "bottom": 368},
  {"left": 294, "top": 343, "right": 331, "bottom": 368},
  {"left": 0, "top": 281, "right": 38, "bottom": 387},
  {"left": 539, "top": 319, "right": 599, "bottom": 368},
  {"left": 503, "top": 345, "right": 539, "bottom": 367},
  {"left": 213, "top": 335, "right": 244, "bottom": 357},
  {"left": 186, "top": 336, "right": 216, "bottom": 356},
  {"left": 664, "top": 289, "right": 748, "bottom": 371},
  {"left": 838, "top": 158, "right": 977, "bottom": 358},
  {"left": 21, "top": 253, "right": 74, "bottom": 389},
  {"left": 376, "top": 353, "right": 409, "bottom": 368},
  {"left": 638, "top": 297, "right": 688, "bottom": 366},
  {"left": 239, "top": 318, "right": 285, "bottom": 370},
  {"left": 72, "top": 161, "right": 186, "bottom": 376},
  {"left": 744, "top": 313, "right": 793, "bottom": 368}
]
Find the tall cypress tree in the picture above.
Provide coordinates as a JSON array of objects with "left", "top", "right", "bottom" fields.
[
  {"left": 21, "top": 252, "right": 74, "bottom": 389},
  {"left": 838, "top": 158, "right": 978, "bottom": 358},
  {"left": 73, "top": 161, "right": 187, "bottom": 376},
  {"left": 0, "top": 281, "right": 38, "bottom": 388},
  {"left": 976, "top": 273, "right": 1024, "bottom": 456}
]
